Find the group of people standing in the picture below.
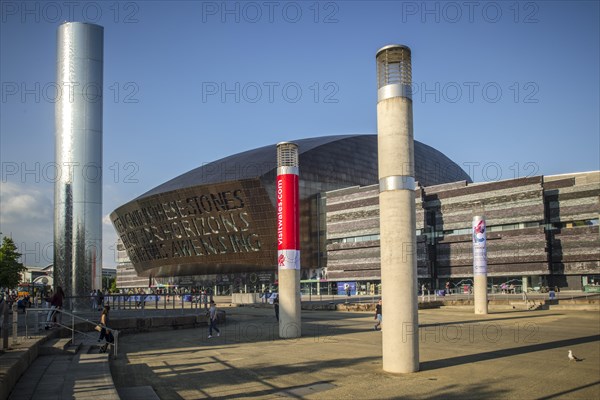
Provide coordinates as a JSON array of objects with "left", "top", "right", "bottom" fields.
[{"left": 90, "top": 289, "right": 105, "bottom": 311}]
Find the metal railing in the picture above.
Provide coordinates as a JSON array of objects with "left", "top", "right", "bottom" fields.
[
  {"left": 25, "top": 307, "right": 119, "bottom": 357},
  {"left": 64, "top": 293, "right": 211, "bottom": 315}
]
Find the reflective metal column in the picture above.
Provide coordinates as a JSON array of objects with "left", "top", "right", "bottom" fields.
[{"left": 54, "top": 22, "right": 103, "bottom": 310}]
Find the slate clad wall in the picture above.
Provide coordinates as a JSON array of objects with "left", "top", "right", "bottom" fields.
[
  {"left": 427, "top": 177, "right": 547, "bottom": 278},
  {"left": 324, "top": 172, "right": 599, "bottom": 284},
  {"left": 435, "top": 227, "right": 549, "bottom": 278},
  {"left": 326, "top": 185, "right": 380, "bottom": 281},
  {"left": 423, "top": 177, "right": 545, "bottom": 231},
  {"left": 545, "top": 172, "right": 600, "bottom": 277},
  {"left": 550, "top": 226, "right": 600, "bottom": 276},
  {"left": 326, "top": 185, "right": 380, "bottom": 241},
  {"left": 545, "top": 173, "right": 600, "bottom": 224},
  {"left": 325, "top": 184, "right": 429, "bottom": 280}
]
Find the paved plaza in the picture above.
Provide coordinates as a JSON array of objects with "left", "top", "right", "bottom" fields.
[{"left": 109, "top": 306, "right": 599, "bottom": 399}]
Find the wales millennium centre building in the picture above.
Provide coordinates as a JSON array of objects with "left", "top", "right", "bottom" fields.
[{"left": 111, "top": 135, "right": 600, "bottom": 294}]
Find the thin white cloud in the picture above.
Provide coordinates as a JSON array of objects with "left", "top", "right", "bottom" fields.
[
  {"left": 0, "top": 181, "right": 126, "bottom": 268},
  {"left": 0, "top": 181, "right": 52, "bottom": 224},
  {"left": 0, "top": 182, "right": 53, "bottom": 266}
]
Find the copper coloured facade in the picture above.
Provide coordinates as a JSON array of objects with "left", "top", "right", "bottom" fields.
[{"left": 112, "top": 179, "right": 277, "bottom": 277}]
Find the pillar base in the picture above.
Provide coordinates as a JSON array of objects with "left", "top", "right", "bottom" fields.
[{"left": 474, "top": 274, "right": 488, "bottom": 315}]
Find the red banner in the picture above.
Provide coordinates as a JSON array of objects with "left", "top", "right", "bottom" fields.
[{"left": 276, "top": 173, "right": 299, "bottom": 251}]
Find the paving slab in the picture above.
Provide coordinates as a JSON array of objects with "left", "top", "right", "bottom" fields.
[
  {"left": 109, "top": 307, "right": 600, "bottom": 399},
  {"left": 117, "top": 385, "right": 160, "bottom": 400}
]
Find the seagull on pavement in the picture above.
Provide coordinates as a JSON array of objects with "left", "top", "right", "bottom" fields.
[{"left": 568, "top": 350, "right": 583, "bottom": 362}]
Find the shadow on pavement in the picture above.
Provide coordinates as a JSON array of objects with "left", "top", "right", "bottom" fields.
[
  {"left": 420, "top": 312, "right": 566, "bottom": 328},
  {"left": 421, "top": 334, "right": 600, "bottom": 371},
  {"left": 536, "top": 380, "right": 600, "bottom": 400}
]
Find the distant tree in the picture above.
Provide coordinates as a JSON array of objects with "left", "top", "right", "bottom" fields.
[
  {"left": 109, "top": 280, "right": 118, "bottom": 293},
  {"left": 0, "top": 235, "right": 26, "bottom": 289}
]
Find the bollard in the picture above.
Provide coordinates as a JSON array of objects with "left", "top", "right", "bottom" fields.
[
  {"left": 12, "top": 303, "right": 18, "bottom": 345},
  {"left": 2, "top": 301, "right": 9, "bottom": 349}
]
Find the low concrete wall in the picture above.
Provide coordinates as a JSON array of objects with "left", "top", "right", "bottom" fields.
[
  {"left": 549, "top": 298, "right": 600, "bottom": 305},
  {"left": 334, "top": 301, "right": 444, "bottom": 312},
  {"left": 302, "top": 303, "right": 337, "bottom": 311},
  {"left": 440, "top": 298, "right": 599, "bottom": 311},
  {"left": 232, "top": 293, "right": 262, "bottom": 304},
  {"left": 0, "top": 335, "right": 50, "bottom": 399},
  {"left": 74, "top": 311, "right": 227, "bottom": 335},
  {"left": 547, "top": 304, "right": 600, "bottom": 311}
]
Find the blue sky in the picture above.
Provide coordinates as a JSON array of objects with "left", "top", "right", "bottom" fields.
[{"left": 1, "top": 0, "right": 599, "bottom": 268}]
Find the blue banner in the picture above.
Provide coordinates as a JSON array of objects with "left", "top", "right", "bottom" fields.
[{"left": 337, "top": 282, "right": 356, "bottom": 296}]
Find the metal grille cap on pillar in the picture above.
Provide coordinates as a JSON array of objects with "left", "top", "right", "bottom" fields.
[
  {"left": 276, "top": 142, "right": 301, "bottom": 338},
  {"left": 376, "top": 44, "right": 420, "bottom": 373}
]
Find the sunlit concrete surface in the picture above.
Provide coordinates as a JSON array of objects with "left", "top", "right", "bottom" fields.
[{"left": 109, "top": 308, "right": 600, "bottom": 399}]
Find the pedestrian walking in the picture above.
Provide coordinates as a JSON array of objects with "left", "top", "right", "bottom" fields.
[
  {"left": 374, "top": 299, "right": 382, "bottom": 331},
  {"left": 34, "top": 291, "right": 41, "bottom": 308},
  {"left": 0, "top": 294, "right": 5, "bottom": 335},
  {"left": 207, "top": 300, "right": 220, "bottom": 338},
  {"left": 273, "top": 295, "right": 279, "bottom": 321},
  {"left": 97, "top": 289, "right": 104, "bottom": 310},
  {"left": 45, "top": 286, "right": 65, "bottom": 330},
  {"left": 202, "top": 290, "right": 209, "bottom": 310},
  {"left": 98, "top": 305, "right": 114, "bottom": 353},
  {"left": 90, "top": 290, "right": 97, "bottom": 311}
]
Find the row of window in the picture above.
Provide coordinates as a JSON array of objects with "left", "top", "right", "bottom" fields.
[
  {"left": 442, "top": 221, "right": 540, "bottom": 236},
  {"left": 328, "top": 218, "right": 599, "bottom": 245},
  {"left": 329, "top": 234, "right": 380, "bottom": 244}
]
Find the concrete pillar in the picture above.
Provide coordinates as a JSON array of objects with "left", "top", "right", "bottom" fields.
[
  {"left": 276, "top": 142, "right": 301, "bottom": 338},
  {"left": 473, "top": 216, "right": 488, "bottom": 314},
  {"left": 522, "top": 276, "right": 529, "bottom": 294},
  {"left": 376, "top": 45, "right": 419, "bottom": 373}
]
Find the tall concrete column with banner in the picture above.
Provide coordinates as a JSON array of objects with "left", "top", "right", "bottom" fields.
[
  {"left": 376, "top": 44, "right": 419, "bottom": 373},
  {"left": 473, "top": 216, "right": 489, "bottom": 314},
  {"left": 276, "top": 142, "right": 301, "bottom": 338}
]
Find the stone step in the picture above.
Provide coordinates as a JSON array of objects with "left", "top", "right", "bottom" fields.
[
  {"left": 117, "top": 386, "right": 160, "bottom": 400},
  {"left": 8, "top": 345, "right": 120, "bottom": 399},
  {"left": 7, "top": 354, "right": 72, "bottom": 400},
  {"left": 38, "top": 337, "right": 80, "bottom": 356},
  {"left": 62, "top": 352, "right": 120, "bottom": 399}
]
